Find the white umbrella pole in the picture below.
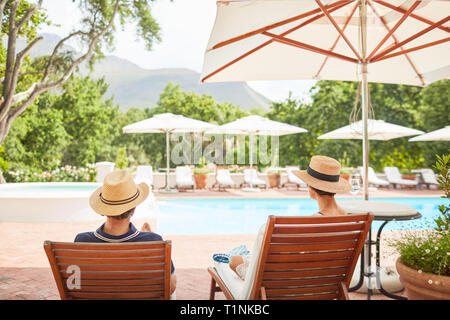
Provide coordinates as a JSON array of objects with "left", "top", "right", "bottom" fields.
[
  {"left": 360, "top": 0, "right": 369, "bottom": 201},
  {"left": 165, "top": 131, "right": 170, "bottom": 191},
  {"left": 249, "top": 134, "right": 254, "bottom": 189}
]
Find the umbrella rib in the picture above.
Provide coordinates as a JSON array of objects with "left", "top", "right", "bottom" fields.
[
  {"left": 367, "top": 1, "right": 425, "bottom": 86},
  {"left": 366, "top": 0, "right": 421, "bottom": 61},
  {"left": 372, "top": 36, "right": 450, "bottom": 63},
  {"left": 201, "top": 1, "right": 352, "bottom": 82},
  {"left": 315, "top": 0, "right": 362, "bottom": 61},
  {"left": 210, "top": 0, "right": 353, "bottom": 51},
  {"left": 263, "top": 31, "right": 359, "bottom": 64},
  {"left": 372, "top": 0, "right": 450, "bottom": 34},
  {"left": 370, "top": 15, "right": 450, "bottom": 62},
  {"left": 315, "top": 1, "right": 359, "bottom": 78}
]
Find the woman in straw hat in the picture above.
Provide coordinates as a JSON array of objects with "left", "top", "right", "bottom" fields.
[
  {"left": 228, "top": 155, "right": 351, "bottom": 279},
  {"left": 292, "top": 155, "right": 351, "bottom": 216},
  {"left": 74, "top": 169, "right": 176, "bottom": 295}
]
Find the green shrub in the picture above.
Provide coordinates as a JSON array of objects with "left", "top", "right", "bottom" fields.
[
  {"left": 389, "top": 154, "right": 450, "bottom": 276},
  {"left": 4, "top": 164, "right": 97, "bottom": 183}
]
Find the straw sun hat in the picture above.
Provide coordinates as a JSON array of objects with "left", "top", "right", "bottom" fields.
[
  {"left": 90, "top": 170, "right": 149, "bottom": 216},
  {"left": 293, "top": 155, "right": 351, "bottom": 194}
]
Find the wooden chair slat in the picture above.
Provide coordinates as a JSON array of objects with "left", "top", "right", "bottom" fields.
[
  {"left": 266, "top": 284, "right": 339, "bottom": 296},
  {"left": 271, "top": 232, "right": 361, "bottom": 243},
  {"left": 269, "top": 242, "right": 356, "bottom": 253},
  {"left": 59, "top": 264, "right": 165, "bottom": 272},
  {"left": 266, "top": 250, "right": 355, "bottom": 262},
  {"left": 68, "top": 291, "right": 164, "bottom": 299},
  {"left": 269, "top": 292, "right": 339, "bottom": 300},
  {"left": 60, "top": 270, "right": 165, "bottom": 280},
  {"left": 273, "top": 223, "right": 365, "bottom": 234},
  {"left": 51, "top": 242, "right": 165, "bottom": 250},
  {"left": 56, "top": 256, "right": 166, "bottom": 265},
  {"left": 274, "top": 215, "right": 370, "bottom": 224},
  {"left": 64, "top": 284, "right": 164, "bottom": 293},
  {"left": 262, "top": 276, "right": 345, "bottom": 288},
  {"left": 263, "top": 266, "right": 349, "bottom": 279},
  {"left": 265, "top": 259, "right": 350, "bottom": 271},
  {"left": 78, "top": 278, "right": 164, "bottom": 287},
  {"left": 53, "top": 250, "right": 163, "bottom": 258}
]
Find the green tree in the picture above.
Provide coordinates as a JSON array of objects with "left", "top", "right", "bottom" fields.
[{"left": 1, "top": 0, "right": 163, "bottom": 146}]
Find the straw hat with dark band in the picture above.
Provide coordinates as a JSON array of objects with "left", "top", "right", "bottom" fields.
[
  {"left": 293, "top": 155, "right": 351, "bottom": 194},
  {"left": 90, "top": 170, "right": 149, "bottom": 216}
]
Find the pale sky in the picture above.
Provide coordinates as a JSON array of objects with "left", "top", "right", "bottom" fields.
[{"left": 39, "top": 0, "right": 316, "bottom": 103}]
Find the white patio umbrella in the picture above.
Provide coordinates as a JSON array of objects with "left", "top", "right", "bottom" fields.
[
  {"left": 123, "top": 113, "right": 217, "bottom": 192},
  {"left": 205, "top": 115, "right": 307, "bottom": 191},
  {"left": 318, "top": 119, "right": 425, "bottom": 140},
  {"left": 200, "top": 0, "right": 450, "bottom": 200},
  {"left": 409, "top": 125, "right": 450, "bottom": 141}
]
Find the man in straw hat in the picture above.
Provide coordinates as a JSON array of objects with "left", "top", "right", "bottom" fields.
[
  {"left": 74, "top": 169, "right": 176, "bottom": 294},
  {"left": 229, "top": 155, "right": 351, "bottom": 279}
]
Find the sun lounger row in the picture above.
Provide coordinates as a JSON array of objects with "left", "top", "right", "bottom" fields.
[
  {"left": 358, "top": 166, "right": 438, "bottom": 189},
  {"left": 97, "top": 163, "right": 438, "bottom": 191},
  {"left": 129, "top": 165, "right": 308, "bottom": 191}
]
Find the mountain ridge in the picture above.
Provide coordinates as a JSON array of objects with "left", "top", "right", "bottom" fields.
[{"left": 21, "top": 33, "right": 272, "bottom": 110}]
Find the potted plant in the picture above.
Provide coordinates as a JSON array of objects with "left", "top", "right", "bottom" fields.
[
  {"left": 267, "top": 169, "right": 281, "bottom": 188},
  {"left": 400, "top": 168, "right": 418, "bottom": 181},
  {"left": 193, "top": 156, "right": 211, "bottom": 189},
  {"left": 390, "top": 154, "right": 450, "bottom": 300}
]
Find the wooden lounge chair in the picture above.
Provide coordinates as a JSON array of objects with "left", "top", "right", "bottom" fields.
[
  {"left": 208, "top": 213, "right": 373, "bottom": 300},
  {"left": 44, "top": 240, "right": 172, "bottom": 300}
]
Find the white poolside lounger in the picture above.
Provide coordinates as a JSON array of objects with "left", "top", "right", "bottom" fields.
[
  {"left": 243, "top": 169, "right": 267, "bottom": 189},
  {"left": 215, "top": 169, "right": 239, "bottom": 190},
  {"left": 384, "top": 167, "right": 418, "bottom": 189},
  {"left": 283, "top": 166, "right": 307, "bottom": 189},
  {"left": 135, "top": 165, "right": 153, "bottom": 189},
  {"left": 417, "top": 168, "right": 438, "bottom": 189},
  {"left": 175, "top": 166, "right": 195, "bottom": 191},
  {"left": 359, "top": 166, "right": 389, "bottom": 187}
]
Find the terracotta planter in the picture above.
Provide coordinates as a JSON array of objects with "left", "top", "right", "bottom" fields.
[
  {"left": 193, "top": 174, "right": 207, "bottom": 189},
  {"left": 340, "top": 174, "right": 351, "bottom": 181},
  {"left": 396, "top": 258, "right": 450, "bottom": 300},
  {"left": 402, "top": 174, "right": 417, "bottom": 181},
  {"left": 268, "top": 174, "right": 280, "bottom": 188}
]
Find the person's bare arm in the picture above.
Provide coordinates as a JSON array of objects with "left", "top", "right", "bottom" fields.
[
  {"left": 229, "top": 255, "right": 244, "bottom": 276},
  {"left": 170, "top": 273, "right": 177, "bottom": 295}
]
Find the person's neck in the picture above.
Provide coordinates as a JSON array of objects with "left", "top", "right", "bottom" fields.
[
  {"left": 317, "top": 196, "right": 345, "bottom": 216},
  {"left": 103, "top": 218, "right": 131, "bottom": 236}
]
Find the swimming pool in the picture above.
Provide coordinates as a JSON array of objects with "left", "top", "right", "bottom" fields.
[
  {"left": 0, "top": 182, "right": 156, "bottom": 222},
  {"left": 155, "top": 197, "right": 447, "bottom": 235}
]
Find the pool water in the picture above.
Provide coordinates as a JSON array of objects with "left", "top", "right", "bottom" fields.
[{"left": 155, "top": 197, "right": 447, "bottom": 235}]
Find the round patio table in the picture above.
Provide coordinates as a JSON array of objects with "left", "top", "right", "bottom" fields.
[{"left": 337, "top": 200, "right": 422, "bottom": 300}]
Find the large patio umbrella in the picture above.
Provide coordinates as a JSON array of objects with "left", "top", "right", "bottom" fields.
[
  {"left": 318, "top": 119, "right": 424, "bottom": 140},
  {"left": 123, "top": 113, "right": 217, "bottom": 192},
  {"left": 409, "top": 125, "right": 450, "bottom": 141},
  {"left": 205, "top": 115, "right": 307, "bottom": 191},
  {"left": 200, "top": 0, "right": 450, "bottom": 200}
]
